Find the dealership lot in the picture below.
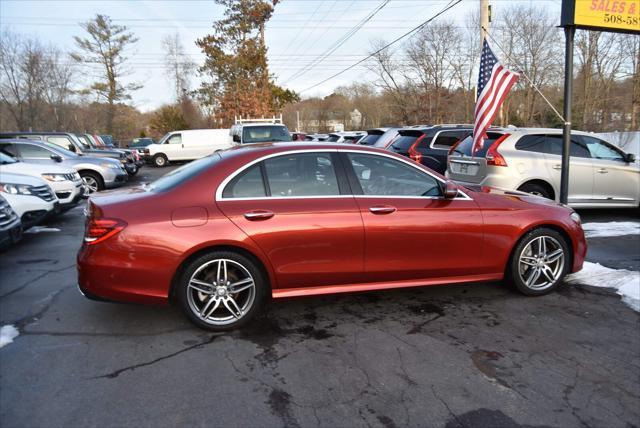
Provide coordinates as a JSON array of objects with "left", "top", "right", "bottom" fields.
[{"left": 1, "top": 166, "right": 639, "bottom": 428}]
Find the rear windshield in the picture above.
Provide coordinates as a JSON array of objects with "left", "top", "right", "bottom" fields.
[
  {"left": 149, "top": 154, "right": 221, "bottom": 192},
  {"left": 326, "top": 134, "right": 341, "bottom": 142},
  {"left": 452, "top": 132, "right": 505, "bottom": 157},
  {"left": 242, "top": 126, "right": 291, "bottom": 144},
  {"left": 390, "top": 135, "right": 419, "bottom": 151},
  {"left": 358, "top": 134, "right": 381, "bottom": 145}
]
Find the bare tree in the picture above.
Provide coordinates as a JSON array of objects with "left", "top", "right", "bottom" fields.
[
  {"left": 162, "top": 33, "right": 196, "bottom": 101},
  {"left": 0, "top": 31, "right": 49, "bottom": 130},
  {"left": 71, "top": 14, "right": 140, "bottom": 134},
  {"left": 43, "top": 47, "right": 76, "bottom": 129}
]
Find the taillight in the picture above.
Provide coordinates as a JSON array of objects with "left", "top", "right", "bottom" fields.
[
  {"left": 84, "top": 217, "right": 126, "bottom": 245},
  {"left": 485, "top": 134, "right": 510, "bottom": 167},
  {"left": 408, "top": 135, "right": 425, "bottom": 163}
]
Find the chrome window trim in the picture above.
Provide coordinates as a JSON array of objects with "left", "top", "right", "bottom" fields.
[{"left": 215, "top": 148, "right": 473, "bottom": 201}]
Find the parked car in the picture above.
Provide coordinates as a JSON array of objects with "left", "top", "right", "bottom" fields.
[
  {"left": 0, "top": 195, "right": 22, "bottom": 251},
  {"left": 0, "top": 132, "right": 137, "bottom": 175},
  {"left": 0, "top": 139, "right": 128, "bottom": 193},
  {"left": 81, "top": 134, "right": 141, "bottom": 175},
  {"left": 387, "top": 125, "right": 474, "bottom": 174},
  {"left": 0, "top": 171, "right": 57, "bottom": 229},
  {"left": 304, "top": 134, "right": 329, "bottom": 142},
  {"left": 371, "top": 128, "right": 401, "bottom": 148},
  {"left": 0, "top": 151, "right": 84, "bottom": 211},
  {"left": 99, "top": 135, "right": 116, "bottom": 148},
  {"left": 359, "top": 128, "right": 392, "bottom": 146},
  {"left": 128, "top": 138, "right": 156, "bottom": 154},
  {"left": 447, "top": 128, "right": 640, "bottom": 208},
  {"left": 291, "top": 132, "right": 306, "bottom": 141},
  {"left": 145, "top": 129, "right": 233, "bottom": 167},
  {"left": 325, "top": 131, "right": 366, "bottom": 144},
  {"left": 77, "top": 142, "right": 586, "bottom": 331}
]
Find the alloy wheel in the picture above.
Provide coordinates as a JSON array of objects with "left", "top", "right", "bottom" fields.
[
  {"left": 518, "top": 235, "right": 565, "bottom": 291},
  {"left": 83, "top": 176, "right": 99, "bottom": 193},
  {"left": 186, "top": 259, "right": 256, "bottom": 326}
]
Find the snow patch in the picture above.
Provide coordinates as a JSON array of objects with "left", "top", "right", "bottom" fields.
[
  {"left": 24, "top": 226, "right": 61, "bottom": 234},
  {"left": 582, "top": 221, "right": 640, "bottom": 238},
  {"left": 0, "top": 325, "right": 19, "bottom": 348},
  {"left": 566, "top": 262, "right": 640, "bottom": 312}
]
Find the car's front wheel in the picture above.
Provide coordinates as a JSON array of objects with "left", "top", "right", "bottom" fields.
[
  {"left": 80, "top": 171, "right": 104, "bottom": 193},
  {"left": 509, "top": 228, "right": 570, "bottom": 296},
  {"left": 153, "top": 154, "right": 168, "bottom": 167},
  {"left": 176, "top": 251, "right": 267, "bottom": 331}
]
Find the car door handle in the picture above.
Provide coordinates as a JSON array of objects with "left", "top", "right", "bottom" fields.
[
  {"left": 244, "top": 210, "right": 274, "bottom": 221},
  {"left": 553, "top": 164, "right": 562, "bottom": 170},
  {"left": 369, "top": 205, "right": 397, "bottom": 214},
  {"left": 597, "top": 168, "right": 608, "bottom": 174}
]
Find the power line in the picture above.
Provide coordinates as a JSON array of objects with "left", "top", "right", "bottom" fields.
[
  {"left": 282, "top": 0, "right": 390, "bottom": 85},
  {"left": 299, "top": 0, "right": 462, "bottom": 93}
]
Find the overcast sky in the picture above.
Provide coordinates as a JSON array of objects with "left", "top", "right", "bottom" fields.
[{"left": 0, "top": 0, "right": 562, "bottom": 112}]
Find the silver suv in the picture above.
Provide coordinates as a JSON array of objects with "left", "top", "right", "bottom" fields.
[{"left": 446, "top": 128, "right": 639, "bottom": 209}]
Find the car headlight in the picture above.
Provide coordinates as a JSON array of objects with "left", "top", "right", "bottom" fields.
[
  {"left": 0, "top": 183, "right": 33, "bottom": 195},
  {"left": 570, "top": 212, "right": 581, "bottom": 225},
  {"left": 42, "top": 173, "right": 68, "bottom": 182},
  {"left": 100, "top": 162, "right": 120, "bottom": 169}
]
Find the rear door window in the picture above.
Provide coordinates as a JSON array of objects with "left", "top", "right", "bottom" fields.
[
  {"left": 222, "top": 164, "right": 266, "bottom": 198},
  {"left": 515, "top": 135, "right": 547, "bottom": 153},
  {"left": 546, "top": 135, "right": 591, "bottom": 158},
  {"left": 264, "top": 153, "right": 339, "bottom": 197}
]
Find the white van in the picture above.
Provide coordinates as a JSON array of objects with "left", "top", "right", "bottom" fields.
[{"left": 145, "top": 129, "right": 233, "bottom": 167}]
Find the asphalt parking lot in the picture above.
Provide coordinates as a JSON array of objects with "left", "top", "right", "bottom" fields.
[{"left": 1, "top": 165, "right": 639, "bottom": 428}]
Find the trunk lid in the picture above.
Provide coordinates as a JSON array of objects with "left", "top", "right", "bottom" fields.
[{"left": 447, "top": 131, "right": 506, "bottom": 183}]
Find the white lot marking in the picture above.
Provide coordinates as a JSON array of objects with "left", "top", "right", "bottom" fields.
[
  {"left": 24, "top": 227, "right": 61, "bottom": 234},
  {"left": 566, "top": 262, "right": 640, "bottom": 312},
  {"left": 582, "top": 222, "right": 640, "bottom": 238},
  {"left": 0, "top": 325, "right": 19, "bottom": 348}
]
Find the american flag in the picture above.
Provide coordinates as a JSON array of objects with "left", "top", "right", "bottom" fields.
[{"left": 472, "top": 40, "right": 519, "bottom": 154}]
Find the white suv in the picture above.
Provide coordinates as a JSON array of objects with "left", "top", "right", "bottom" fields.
[
  {"left": 0, "top": 172, "right": 58, "bottom": 228},
  {"left": 447, "top": 127, "right": 639, "bottom": 209},
  {"left": 0, "top": 152, "right": 84, "bottom": 210}
]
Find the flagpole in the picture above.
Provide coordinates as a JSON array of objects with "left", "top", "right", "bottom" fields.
[{"left": 560, "top": 26, "right": 575, "bottom": 205}]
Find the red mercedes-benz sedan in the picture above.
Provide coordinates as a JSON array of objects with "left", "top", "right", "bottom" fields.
[{"left": 77, "top": 143, "right": 586, "bottom": 331}]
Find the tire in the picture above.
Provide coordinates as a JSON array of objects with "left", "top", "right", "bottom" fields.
[
  {"left": 80, "top": 171, "right": 104, "bottom": 193},
  {"left": 518, "top": 182, "right": 553, "bottom": 200},
  {"left": 509, "top": 227, "right": 570, "bottom": 296},
  {"left": 153, "top": 153, "right": 168, "bottom": 167},
  {"left": 176, "top": 251, "right": 267, "bottom": 332}
]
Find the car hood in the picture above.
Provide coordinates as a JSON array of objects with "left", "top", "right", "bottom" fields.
[
  {"left": 82, "top": 149, "right": 123, "bottom": 158},
  {"left": 1, "top": 161, "right": 76, "bottom": 176},
  {"left": 67, "top": 156, "right": 121, "bottom": 166},
  {"left": 0, "top": 171, "right": 49, "bottom": 186}
]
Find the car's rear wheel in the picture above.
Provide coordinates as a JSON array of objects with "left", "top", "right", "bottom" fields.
[
  {"left": 518, "top": 182, "right": 553, "bottom": 199},
  {"left": 80, "top": 171, "right": 104, "bottom": 193},
  {"left": 153, "top": 154, "right": 168, "bottom": 167},
  {"left": 509, "top": 228, "right": 570, "bottom": 296},
  {"left": 176, "top": 251, "right": 267, "bottom": 331}
]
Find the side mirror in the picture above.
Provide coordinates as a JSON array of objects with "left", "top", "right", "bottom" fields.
[
  {"left": 443, "top": 180, "right": 459, "bottom": 199},
  {"left": 51, "top": 154, "right": 63, "bottom": 162},
  {"left": 232, "top": 134, "right": 241, "bottom": 143},
  {"left": 624, "top": 153, "right": 636, "bottom": 163}
]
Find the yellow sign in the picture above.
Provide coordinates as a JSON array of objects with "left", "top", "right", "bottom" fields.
[{"left": 570, "top": 0, "right": 640, "bottom": 32}]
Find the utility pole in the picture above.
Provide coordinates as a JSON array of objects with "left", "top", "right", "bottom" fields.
[
  {"left": 296, "top": 110, "right": 300, "bottom": 132},
  {"left": 480, "top": 0, "right": 489, "bottom": 47}
]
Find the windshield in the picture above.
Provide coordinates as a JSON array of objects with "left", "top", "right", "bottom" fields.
[
  {"left": 242, "top": 126, "right": 291, "bottom": 144},
  {"left": 0, "top": 152, "right": 17, "bottom": 164},
  {"left": 74, "top": 134, "right": 91, "bottom": 149},
  {"left": 390, "top": 135, "right": 419, "bottom": 151},
  {"left": 43, "top": 142, "right": 78, "bottom": 157},
  {"left": 149, "top": 154, "right": 221, "bottom": 192}
]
